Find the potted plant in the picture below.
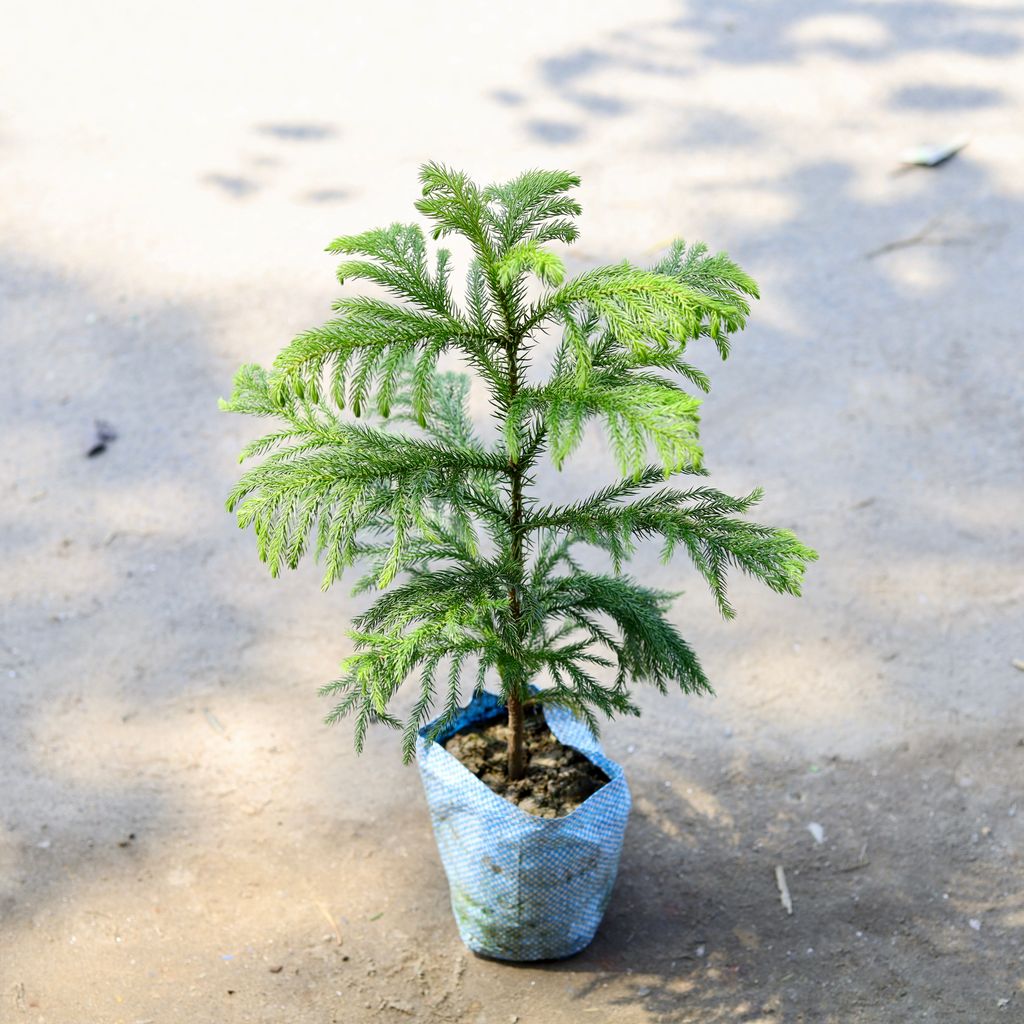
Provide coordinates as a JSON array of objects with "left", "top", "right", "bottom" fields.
[{"left": 222, "top": 164, "right": 816, "bottom": 961}]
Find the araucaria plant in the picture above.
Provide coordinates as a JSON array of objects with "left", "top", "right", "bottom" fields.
[{"left": 223, "top": 165, "right": 816, "bottom": 782}]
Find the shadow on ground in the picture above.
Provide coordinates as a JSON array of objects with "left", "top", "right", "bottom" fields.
[{"left": 496, "top": 1, "right": 1022, "bottom": 146}]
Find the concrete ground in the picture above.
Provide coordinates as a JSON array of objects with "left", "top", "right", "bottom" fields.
[{"left": 2, "top": 2, "right": 1022, "bottom": 1021}]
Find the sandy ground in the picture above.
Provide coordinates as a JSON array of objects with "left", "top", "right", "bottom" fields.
[{"left": 2, "top": 2, "right": 1023, "bottom": 1021}]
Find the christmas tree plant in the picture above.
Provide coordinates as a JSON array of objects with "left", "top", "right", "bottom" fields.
[{"left": 222, "top": 165, "right": 816, "bottom": 782}]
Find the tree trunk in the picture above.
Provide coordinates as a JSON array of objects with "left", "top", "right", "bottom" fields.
[
  {"left": 505, "top": 335, "right": 528, "bottom": 782},
  {"left": 506, "top": 689, "right": 526, "bottom": 781}
]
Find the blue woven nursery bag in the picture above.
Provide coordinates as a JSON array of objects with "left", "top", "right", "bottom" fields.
[{"left": 417, "top": 691, "right": 631, "bottom": 961}]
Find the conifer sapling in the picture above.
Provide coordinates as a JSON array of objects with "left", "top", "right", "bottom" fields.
[{"left": 222, "top": 165, "right": 817, "bottom": 782}]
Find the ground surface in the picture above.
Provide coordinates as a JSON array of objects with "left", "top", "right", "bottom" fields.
[{"left": 1, "top": 2, "right": 1023, "bottom": 1021}]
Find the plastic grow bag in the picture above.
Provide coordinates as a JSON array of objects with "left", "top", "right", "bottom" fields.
[{"left": 416, "top": 691, "right": 631, "bottom": 961}]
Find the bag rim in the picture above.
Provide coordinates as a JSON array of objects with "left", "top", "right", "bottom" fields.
[{"left": 417, "top": 697, "right": 626, "bottom": 827}]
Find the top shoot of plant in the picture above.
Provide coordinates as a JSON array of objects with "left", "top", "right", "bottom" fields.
[{"left": 222, "top": 164, "right": 817, "bottom": 780}]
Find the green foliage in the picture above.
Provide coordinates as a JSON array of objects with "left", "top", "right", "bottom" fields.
[{"left": 222, "top": 164, "right": 817, "bottom": 763}]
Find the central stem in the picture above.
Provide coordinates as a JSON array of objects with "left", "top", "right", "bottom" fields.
[
  {"left": 506, "top": 688, "right": 526, "bottom": 781},
  {"left": 505, "top": 335, "right": 527, "bottom": 781}
]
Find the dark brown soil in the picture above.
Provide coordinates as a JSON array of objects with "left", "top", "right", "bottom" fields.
[{"left": 443, "top": 707, "right": 609, "bottom": 818}]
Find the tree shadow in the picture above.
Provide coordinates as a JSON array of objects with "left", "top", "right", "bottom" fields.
[
  {"left": 0, "top": 249, "right": 350, "bottom": 931},
  {"left": 203, "top": 172, "right": 262, "bottom": 199},
  {"left": 671, "top": 1, "right": 1023, "bottom": 66},
  {"left": 202, "top": 122, "right": 351, "bottom": 206},
  {"left": 513, "top": 728, "right": 1024, "bottom": 1020},
  {"left": 889, "top": 82, "right": 1005, "bottom": 110},
  {"left": 301, "top": 187, "right": 352, "bottom": 204},
  {"left": 503, "top": 0, "right": 1020, "bottom": 145},
  {"left": 255, "top": 122, "right": 338, "bottom": 142}
]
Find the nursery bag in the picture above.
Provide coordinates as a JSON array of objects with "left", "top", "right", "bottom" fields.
[{"left": 417, "top": 691, "right": 631, "bottom": 960}]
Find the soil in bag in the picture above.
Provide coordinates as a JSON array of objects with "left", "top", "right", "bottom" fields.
[{"left": 444, "top": 705, "right": 609, "bottom": 818}]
